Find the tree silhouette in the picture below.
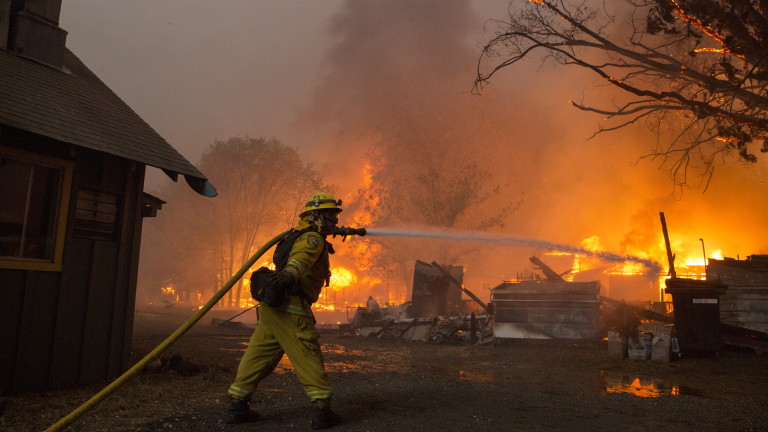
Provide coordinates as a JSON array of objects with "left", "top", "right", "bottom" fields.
[
  {"left": 139, "top": 137, "right": 326, "bottom": 308},
  {"left": 476, "top": 0, "right": 768, "bottom": 191}
]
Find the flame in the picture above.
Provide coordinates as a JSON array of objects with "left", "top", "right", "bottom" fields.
[
  {"left": 581, "top": 236, "right": 603, "bottom": 251},
  {"left": 567, "top": 231, "right": 727, "bottom": 303},
  {"left": 604, "top": 376, "right": 680, "bottom": 398},
  {"left": 350, "top": 162, "right": 379, "bottom": 228},
  {"left": 609, "top": 260, "right": 646, "bottom": 275},
  {"left": 320, "top": 161, "right": 397, "bottom": 306},
  {"left": 692, "top": 48, "right": 727, "bottom": 54},
  {"left": 571, "top": 236, "right": 606, "bottom": 274},
  {"left": 685, "top": 250, "right": 722, "bottom": 266},
  {"left": 329, "top": 266, "right": 356, "bottom": 291},
  {"left": 313, "top": 302, "right": 336, "bottom": 312}
]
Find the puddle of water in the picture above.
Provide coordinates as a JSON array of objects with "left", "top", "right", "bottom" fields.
[
  {"left": 214, "top": 336, "right": 250, "bottom": 353},
  {"left": 601, "top": 372, "right": 703, "bottom": 397},
  {"left": 323, "top": 343, "right": 414, "bottom": 373}
]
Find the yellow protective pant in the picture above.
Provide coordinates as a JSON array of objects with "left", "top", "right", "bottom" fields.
[{"left": 228, "top": 303, "right": 333, "bottom": 402}]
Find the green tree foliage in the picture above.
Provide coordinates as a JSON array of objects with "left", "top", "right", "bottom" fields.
[
  {"left": 139, "top": 137, "right": 327, "bottom": 308},
  {"left": 476, "top": 0, "right": 768, "bottom": 191}
]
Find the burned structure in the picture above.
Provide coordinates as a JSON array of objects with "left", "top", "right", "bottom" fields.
[
  {"left": 707, "top": 255, "right": 768, "bottom": 334},
  {"left": 410, "top": 260, "right": 464, "bottom": 317},
  {"left": 491, "top": 257, "right": 601, "bottom": 339},
  {"left": 349, "top": 261, "right": 490, "bottom": 343},
  {"left": 0, "top": 0, "right": 213, "bottom": 393}
]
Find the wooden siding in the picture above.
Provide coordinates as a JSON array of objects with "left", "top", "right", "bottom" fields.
[
  {"left": 0, "top": 143, "right": 145, "bottom": 394},
  {"left": 708, "top": 261, "right": 768, "bottom": 334},
  {"left": 14, "top": 271, "right": 61, "bottom": 390},
  {"left": 0, "top": 270, "right": 26, "bottom": 392},
  {"left": 491, "top": 281, "right": 601, "bottom": 339}
]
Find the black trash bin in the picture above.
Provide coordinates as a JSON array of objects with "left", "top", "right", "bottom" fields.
[{"left": 665, "top": 278, "right": 727, "bottom": 355}]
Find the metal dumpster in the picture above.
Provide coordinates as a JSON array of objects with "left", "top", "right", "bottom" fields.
[{"left": 665, "top": 278, "right": 727, "bottom": 354}]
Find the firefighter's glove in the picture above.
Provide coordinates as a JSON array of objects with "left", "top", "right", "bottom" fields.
[
  {"left": 263, "top": 271, "right": 294, "bottom": 307},
  {"left": 270, "top": 271, "right": 294, "bottom": 291}
]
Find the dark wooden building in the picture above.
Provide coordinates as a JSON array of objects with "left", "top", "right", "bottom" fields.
[{"left": 0, "top": 0, "right": 215, "bottom": 394}]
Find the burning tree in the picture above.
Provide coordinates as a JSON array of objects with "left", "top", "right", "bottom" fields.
[
  {"left": 351, "top": 108, "right": 514, "bottom": 301},
  {"left": 476, "top": 0, "right": 768, "bottom": 191}
]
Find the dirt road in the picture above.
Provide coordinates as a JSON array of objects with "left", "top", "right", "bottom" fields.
[{"left": 4, "top": 308, "right": 767, "bottom": 431}]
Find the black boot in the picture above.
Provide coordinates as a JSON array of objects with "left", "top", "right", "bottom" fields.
[
  {"left": 311, "top": 399, "right": 341, "bottom": 430},
  {"left": 226, "top": 397, "right": 263, "bottom": 424}
]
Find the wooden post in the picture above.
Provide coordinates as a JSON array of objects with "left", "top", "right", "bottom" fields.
[
  {"left": 660, "top": 212, "right": 676, "bottom": 278},
  {"left": 529, "top": 256, "right": 567, "bottom": 282},
  {"left": 470, "top": 312, "right": 477, "bottom": 344}
]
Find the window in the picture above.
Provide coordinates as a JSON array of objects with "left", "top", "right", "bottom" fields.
[
  {"left": 74, "top": 189, "right": 119, "bottom": 240},
  {"left": 0, "top": 146, "right": 72, "bottom": 271}
]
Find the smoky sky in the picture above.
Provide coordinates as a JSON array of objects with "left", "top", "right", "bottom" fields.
[
  {"left": 297, "top": 0, "right": 768, "bottom": 284},
  {"left": 60, "top": 1, "right": 768, "bottom": 290}
]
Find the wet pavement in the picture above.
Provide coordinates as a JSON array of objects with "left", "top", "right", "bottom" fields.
[{"left": 9, "top": 309, "right": 763, "bottom": 432}]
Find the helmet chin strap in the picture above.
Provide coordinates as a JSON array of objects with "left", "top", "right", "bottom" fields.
[
  {"left": 310, "top": 212, "right": 325, "bottom": 234},
  {"left": 309, "top": 210, "right": 338, "bottom": 235}
]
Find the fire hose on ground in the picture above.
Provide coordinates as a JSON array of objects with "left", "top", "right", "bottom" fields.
[
  {"left": 44, "top": 226, "right": 366, "bottom": 431},
  {"left": 44, "top": 230, "right": 290, "bottom": 431}
]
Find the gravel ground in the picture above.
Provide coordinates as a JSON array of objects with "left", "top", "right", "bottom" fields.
[{"left": 3, "top": 308, "right": 768, "bottom": 432}]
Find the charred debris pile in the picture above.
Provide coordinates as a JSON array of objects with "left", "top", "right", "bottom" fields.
[
  {"left": 339, "top": 260, "right": 493, "bottom": 345},
  {"left": 335, "top": 254, "right": 768, "bottom": 358}
]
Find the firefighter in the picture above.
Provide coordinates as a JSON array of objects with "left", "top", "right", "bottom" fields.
[{"left": 226, "top": 192, "right": 343, "bottom": 429}]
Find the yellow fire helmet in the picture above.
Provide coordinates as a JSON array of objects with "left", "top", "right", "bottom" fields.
[{"left": 302, "top": 192, "right": 343, "bottom": 215}]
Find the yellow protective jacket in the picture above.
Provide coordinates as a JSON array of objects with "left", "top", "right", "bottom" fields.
[{"left": 275, "top": 216, "right": 331, "bottom": 317}]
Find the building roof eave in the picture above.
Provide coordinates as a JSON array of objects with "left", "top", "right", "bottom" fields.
[{"left": 0, "top": 47, "right": 216, "bottom": 197}]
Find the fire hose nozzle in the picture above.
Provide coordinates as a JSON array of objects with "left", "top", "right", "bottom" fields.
[{"left": 332, "top": 226, "right": 366, "bottom": 241}]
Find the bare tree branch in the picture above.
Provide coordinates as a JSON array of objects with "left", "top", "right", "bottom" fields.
[{"left": 476, "top": 0, "right": 768, "bottom": 188}]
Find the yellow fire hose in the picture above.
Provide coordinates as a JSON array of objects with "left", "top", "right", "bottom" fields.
[{"left": 44, "top": 229, "right": 290, "bottom": 432}]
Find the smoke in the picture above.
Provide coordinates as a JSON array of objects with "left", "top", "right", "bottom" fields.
[
  {"left": 295, "top": 0, "right": 768, "bottom": 300},
  {"left": 61, "top": 2, "right": 768, "bottom": 307}
]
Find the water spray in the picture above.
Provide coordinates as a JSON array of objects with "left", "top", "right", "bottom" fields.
[{"left": 357, "top": 227, "right": 662, "bottom": 274}]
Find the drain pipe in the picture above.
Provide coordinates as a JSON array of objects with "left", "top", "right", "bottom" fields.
[{"left": 44, "top": 229, "right": 290, "bottom": 432}]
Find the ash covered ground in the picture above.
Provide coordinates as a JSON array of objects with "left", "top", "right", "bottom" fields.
[{"left": 4, "top": 307, "right": 767, "bottom": 432}]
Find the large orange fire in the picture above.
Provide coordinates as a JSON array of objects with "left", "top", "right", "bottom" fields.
[
  {"left": 563, "top": 232, "right": 725, "bottom": 303},
  {"left": 155, "top": 157, "right": 759, "bottom": 313}
]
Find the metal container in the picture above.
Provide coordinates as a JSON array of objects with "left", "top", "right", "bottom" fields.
[
  {"left": 490, "top": 281, "right": 600, "bottom": 339},
  {"left": 665, "top": 278, "right": 727, "bottom": 354}
]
